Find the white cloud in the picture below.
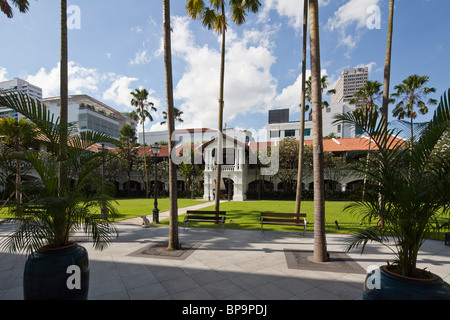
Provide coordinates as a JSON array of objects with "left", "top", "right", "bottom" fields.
[
  {"left": 327, "top": 0, "right": 380, "bottom": 31},
  {"left": 0, "top": 67, "right": 8, "bottom": 82},
  {"left": 129, "top": 46, "right": 152, "bottom": 66},
  {"left": 26, "top": 65, "right": 60, "bottom": 97},
  {"left": 25, "top": 62, "right": 101, "bottom": 97},
  {"left": 102, "top": 75, "right": 139, "bottom": 109},
  {"left": 22, "top": 61, "right": 159, "bottom": 119},
  {"left": 259, "top": 0, "right": 330, "bottom": 29},
  {"left": 274, "top": 69, "right": 330, "bottom": 112},
  {"left": 170, "top": 16, "right": 278, "bottom": 129},
  {"left": 356, "top": 61, "right": 379, "bottom": 74},
  {"left": 326, "top": 0, "right": 381, "bottom": 51}
]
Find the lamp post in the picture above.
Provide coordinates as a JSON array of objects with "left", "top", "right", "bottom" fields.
[{"left": 151, "top": 142, "right": 161, "bottom": 223}]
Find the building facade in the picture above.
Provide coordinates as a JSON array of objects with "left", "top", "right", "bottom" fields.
[
  {"left": 0, "top": 78, "right": 43, "bottom": 120},
  {"left": 139, "top": 127, "right": 253, "bottom": 146},
  {"left": 265, "top": 103, "right": 358, "bottom": 142},
  {"left": 43, "top": 95, "right": 137, "bottom": 141},
  {"left": 331, "top": 67, "right": 369, "bottom": 104}
]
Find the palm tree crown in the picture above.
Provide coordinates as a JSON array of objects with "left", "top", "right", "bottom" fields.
[
  {"left": 391, "top": 74, "right": 437, "bottom": 142},
  {"left": 1, "top": 0, "right": 29, "bottom": 18},
  {"left": 350, "top": 80, "right": 383, "bottom": 114},
  {"left": 392, "top": 75, "right": 437, "bottom": 121},
  {"left": 186, "top": 0, "right": 261, "bottom": 34},
  {"left": 130, "top": 89, "right": 157, "bottom": 125}
]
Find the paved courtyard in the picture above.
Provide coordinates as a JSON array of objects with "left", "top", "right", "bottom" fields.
[{"left": 1, "top": 202, "right": 449, "bottom": 301}]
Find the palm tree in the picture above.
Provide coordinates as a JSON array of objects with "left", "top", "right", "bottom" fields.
[
  {"left": 309, "top": 0, "right": 328, "bottom": 263},
  {"left": 161, "top": 107, "right": 184, "bottom": 125},
  {"left": 186, "top": 0, "right": 262, "bottom": 215},
  {"left": 59, "top": 0, "right": 69, "bottom": 194},
  {"left": 381, "top": 0, "right": 395, "bottom": 130},
  {"left": 163, "top": 0, "right": 179, "bottom": 251},
  {"left": 349, "top": 80, "right": 383, "bottom": 202},
  {"left": 130, "top": 88, "right": 157, "bottom": 199},
  {"left": 294, "top": 0, "right": 308, "bottom": 216},
  {"left": 0, "top": 92, "right": 119, "bottom": 254},
  {"left": 391, "top": 75, "right": 437, "bottom": 144},
  {"left": 336, "top": 89, "right": 450, "bottom": 279},
  {"left": 305, "top": 75, "right": 334, "bottom": 111},
  {"left": 1, "top": 0, "right": 29, "bottom": 18},
  {"left": 0, "top": 117, "right": 36, "bottom": 202},
  {"left": 350, "top": 80, "right": 383, "bottom": 114},
  {"left": 117, "top": 125, "right": 138, "bottom": 198}
]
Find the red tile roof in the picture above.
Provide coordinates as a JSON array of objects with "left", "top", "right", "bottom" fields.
[{"left": 247, "top": 136, "right": 405, "bottom": 153}]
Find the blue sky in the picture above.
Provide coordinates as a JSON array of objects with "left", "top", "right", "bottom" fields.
[{"left": 1, "top": 0, "right": 449, "bottom": 137}]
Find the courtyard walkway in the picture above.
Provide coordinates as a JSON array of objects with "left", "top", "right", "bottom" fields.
[{"left": 0, "top": 201, "right": 449, "bottom": 302}]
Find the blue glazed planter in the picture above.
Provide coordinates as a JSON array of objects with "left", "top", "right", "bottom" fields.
[
  {"left": 363, "top": 265, "right": 450, "bottom": 300},
  {"left": 23, "top": 243, "right": 90, "bottom": 300}
]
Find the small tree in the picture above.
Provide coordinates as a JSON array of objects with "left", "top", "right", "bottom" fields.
[{"left": 0, "top": 117, "right": 36, "bottom": 202}]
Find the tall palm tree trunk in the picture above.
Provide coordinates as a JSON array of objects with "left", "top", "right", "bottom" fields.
[
  {"left": 214, "top": 0, "right": 226, "bottom": 214},
  {"left": 142, "top": 116, "right": 149, "bottom": 198},
  {"left": 295, "top": 0, "right": 308, "bottom": 215},
  {"left": 382, "top": 0, "right": 395, "bottom": 228},
  {"left": 59, "top": 0, "right": 68, "bottom": 193},
  {"left": 163, "top": 0, "right": 179, "bottom": 250},
  {"left": 309, "top": 0, "right": 328, "bottom": 262},
  {"left": 382, "top": 0, "right": 394, "bottom": 130}
]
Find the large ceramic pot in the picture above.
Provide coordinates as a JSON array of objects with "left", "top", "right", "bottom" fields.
[
  {"left": 23, "top": 243, "right": 89, "bottom": 300},
  {"left": 363, "top": 265, "right": 450, "bottom": 300}
]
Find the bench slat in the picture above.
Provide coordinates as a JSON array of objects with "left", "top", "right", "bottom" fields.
[
  {"left": 186, "top": 216, "right": 223, "bottom": 220},
  {"left": 184, "top": 210, "right": 226, "bottom": 229},
  {"left": 186, "top": 211, "right": 226, "bottom": 215},
  {"left": 262, "top": 218, "right": 304, "bottom": 224},
  {"left": 260, "top": 212, "right": 307, "bottom": 235},
  {"left": 261, "top": 212, "right": 306, "bottom": 218}
]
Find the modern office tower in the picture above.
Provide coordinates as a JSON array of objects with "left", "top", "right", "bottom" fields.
[
  {"left": 43, "top": 95, "right": 137, "bottom": 140},
  {"left": 330, "top": 67, "right": 369, "bottom": 104},
  {"left": 0, "top": 78, "right": 43, "bottom": 119}
]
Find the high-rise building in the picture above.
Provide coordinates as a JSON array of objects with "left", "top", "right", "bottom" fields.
[
  {"left": 331, "top": 67, "right": 369, "bottom": 104},
  {"left": 0, "top": 78, "right": 43, "bottom": 119}
]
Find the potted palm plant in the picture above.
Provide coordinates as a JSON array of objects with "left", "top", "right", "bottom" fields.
[
  {"left": 334, "top": 89, "right": 450, "bottom": 300},
  {"left": 0, "top": 93, "right": 119, "bottom": 300}
]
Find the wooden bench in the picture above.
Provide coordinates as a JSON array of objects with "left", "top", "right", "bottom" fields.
[
  {"left": 184, "top": 210, "right": 226, "bottom": 229},
  {"left": 260, "top": 212, "right": 307, "bottom": 235}
]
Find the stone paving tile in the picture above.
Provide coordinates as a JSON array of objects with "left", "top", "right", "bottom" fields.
[
  {"left": 160, "top": 275, "right": 200, "bottom": 295},
  {"left": 202, "top": 279, "right": 244, "bottom": 299},
  {"left": 127, "top": 282, "right": 169, "bottom": 300},
  {"left": 170, "top": 286, "right": 216, "bottom": 300}
]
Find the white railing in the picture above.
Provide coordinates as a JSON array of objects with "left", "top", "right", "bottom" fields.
[{"left": 208, "top": 165, "right": 242, "bottom": 172}]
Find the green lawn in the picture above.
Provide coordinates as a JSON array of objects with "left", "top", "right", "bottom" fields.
[
  {"left": 109, "top": 198, "right": 209, "bottom": 221},
  {"left": 160, "top": 200, "right": 370, "bottom": 234},
  {"left": 0, "top": 198, "right": 209, "bottom": 222},
  {"left": 1, "top": 198, "right": 446, "bottom": 240}
]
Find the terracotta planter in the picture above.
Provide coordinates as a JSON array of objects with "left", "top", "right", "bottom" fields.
[
  {"left": 23, "top": 243, "right": 89, "bottom": 300},
  {"left": 363, "top": 265, "right": 450, "bottom": 300}
]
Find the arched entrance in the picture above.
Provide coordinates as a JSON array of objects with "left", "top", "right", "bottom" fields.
[{"left": 223, "top": 178, "right": 234, "bottom": 200}]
